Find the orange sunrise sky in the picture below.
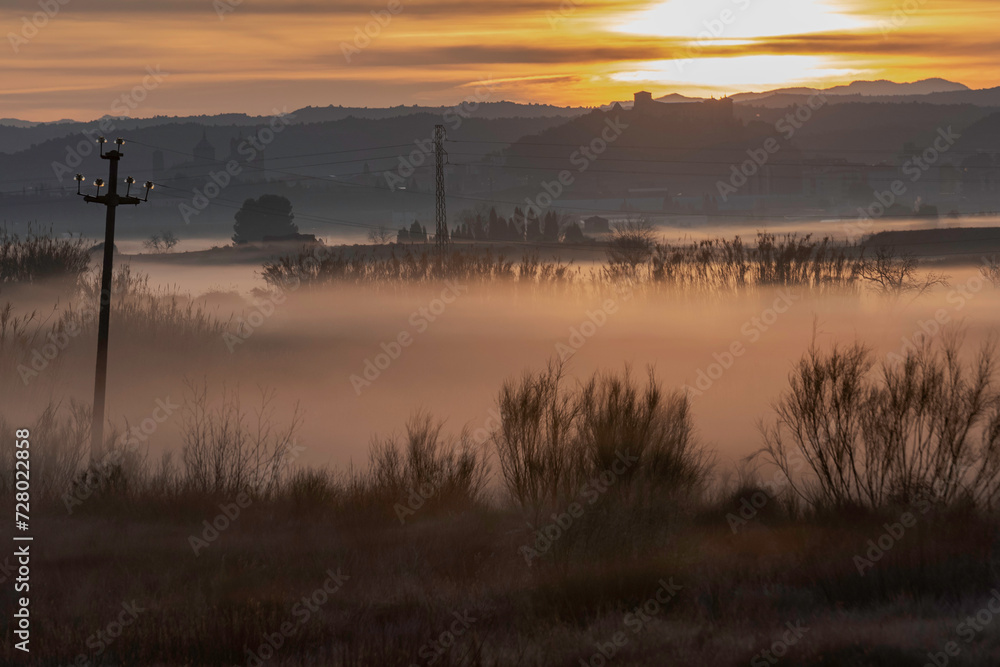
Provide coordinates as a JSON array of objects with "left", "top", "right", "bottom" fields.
[{"left": 2, "top": 0, "right": 998, "bottom": 121}]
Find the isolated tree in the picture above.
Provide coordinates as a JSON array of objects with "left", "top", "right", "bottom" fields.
[
  {"left": 143, "top": 230, "right": 179, "bottom": 253},
  {"left": 408, "top": 220, "right": 427, "bottom": 242},
  {"left": 607, "top": 218, "right": 656, "bottom": 270},
  {"left": 857, "top": 245, "right": 948, "bottom": 299},
  {"left": 232, "top": 195, "right": 297, "bottom": 244},
  {"left": 368, "top": 225, "right": 393, "bottom": 245},
  {"left": 562, "top": 222, "right": 585, "bottom": 244}
]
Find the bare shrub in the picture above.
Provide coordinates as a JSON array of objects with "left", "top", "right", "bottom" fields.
[
  {"left": 492, "top": 361, "right": 582, "bottom": 510},
  {"left": 761, "top": 335, "right": 1000, "bottom": 509},
  {"left": 180, "top": 382, "right": 303, "bottom": 496},
  {"left": 857, "top": 245, "right": 948, "bottom": 298},
  {"left": 606, "top": 218, "right": 656, "bottom": 274},
  {"left": 367, "top": 225, "right": 393, "bottom": 245},
  {"left": 492, "top": 361, "right": 709, "bottom": 511},
  {"left": 364, "top": 412, "right": 489, "bottom": 514}
]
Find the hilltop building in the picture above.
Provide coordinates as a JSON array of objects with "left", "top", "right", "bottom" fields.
[{"left": 632, "top": 91, "right": 733, "bottom": 123}]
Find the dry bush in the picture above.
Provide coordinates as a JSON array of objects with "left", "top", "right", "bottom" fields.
[
  {"left": 492, "top": 361, "right": 709, "bottom": 512},
  {"left": 492, "top": 361, "right": 582, "bottom": 510},
  {"left": 605, "top": 217, "right": 656, "bottom": 274},
  {"left": 180, "top": 381, "right": 303, "bottom": 497},
  {"left": 761, "top": 334, "right": 1000, "bottom": 509},
  {"left": 360, "top": 412, "right": 490, "bottom": 517}
]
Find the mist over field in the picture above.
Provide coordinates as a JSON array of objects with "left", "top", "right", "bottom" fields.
[{"left": 7, "top": 0, "right": 1000, "bottom": 661}]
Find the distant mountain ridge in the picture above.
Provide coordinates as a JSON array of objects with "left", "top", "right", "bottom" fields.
[{"left": 731, "top": 78, "right": 970, "bottom": 102}]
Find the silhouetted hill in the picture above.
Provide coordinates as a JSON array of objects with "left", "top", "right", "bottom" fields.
[{"left": 732, "top": 78, "right": 969, "bottom": 103}]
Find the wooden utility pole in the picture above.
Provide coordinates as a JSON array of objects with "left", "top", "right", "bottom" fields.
[{"left": 76, "top": 137, "right": 153, "bottom": 464}]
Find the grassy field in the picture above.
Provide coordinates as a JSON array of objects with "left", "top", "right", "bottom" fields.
[{"left": 4, "top": 231, "right": 1000, "bottom": 665}]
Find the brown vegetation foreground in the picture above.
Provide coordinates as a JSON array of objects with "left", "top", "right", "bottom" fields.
[{"left": 5, "top": 345, "right": 1000, "bottom": 666}]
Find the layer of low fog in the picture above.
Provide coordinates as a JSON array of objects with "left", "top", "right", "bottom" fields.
[{"left": 6, "top": 259, "right": 999, "bottom": 474}]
